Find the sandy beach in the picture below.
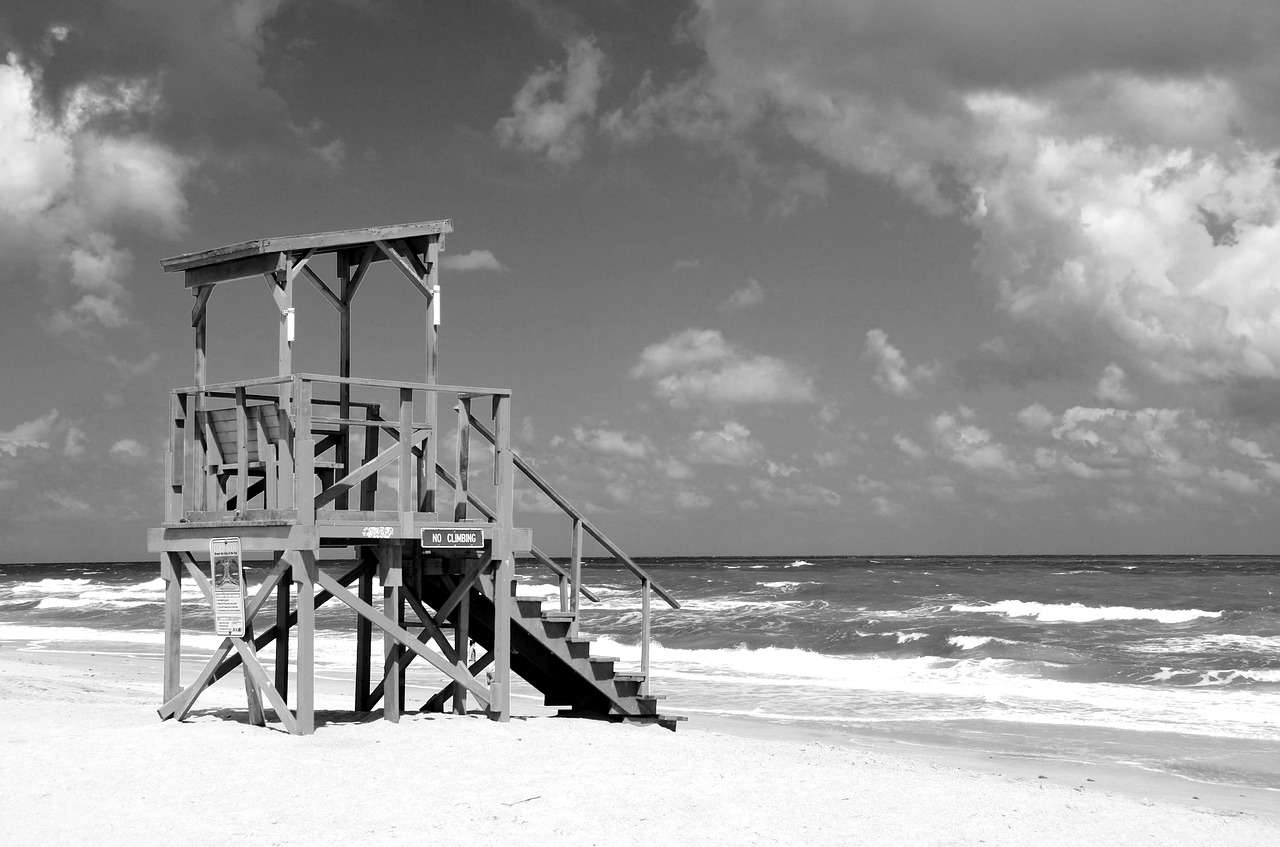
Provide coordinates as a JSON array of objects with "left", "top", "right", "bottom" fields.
[{"left": 2, "top": 641, "right": 1277, "bottom": 847}]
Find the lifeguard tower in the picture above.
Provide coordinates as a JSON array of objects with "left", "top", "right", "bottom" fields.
[{"left": 147, "top": 219, "right": 681, "bottom": 734}]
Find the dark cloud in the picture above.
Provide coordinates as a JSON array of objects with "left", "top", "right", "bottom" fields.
[{"left": 0, "top": 0, "right": 329, "bottom": 158}]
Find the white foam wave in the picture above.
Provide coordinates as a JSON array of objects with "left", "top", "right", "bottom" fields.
[
  {"left": 12, "top": 578, "right": 93, "bottom": 594},
  {"left": 895, "top": 631, "right": 928, "bottom": 643},
  {"left": 948, "top": 635, "right": 995, "bottom": 651},
  {"left": 758, "top": 581, "right": 805, "bottom": 590},
  {"left": 952, "top": 600, "right": 1220, "bottom": 623},
  {"left": 1144, "top": 667, "right": 1280, "bottom": 687},
  {"left": 787, "top": 560, "right": 814, "bottom": 568},
  {"left": 36, "top": 598, "right": 149, "bottom": 610}
]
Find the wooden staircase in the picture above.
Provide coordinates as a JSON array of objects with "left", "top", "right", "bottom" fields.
[{"left": 416, "top": 571, "right": 683, "bottom": 730}]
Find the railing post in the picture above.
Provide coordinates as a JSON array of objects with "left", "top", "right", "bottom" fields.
[
  {"left": 570, "top": 517, "right": 583, "bottom": 635},
  {"left": 454, "top": 399, "right": 470, "bottom": 522},
  {"left": 641, "top": 577, "right": 651, "bottom": 696},
  {"left": 171, "top": 392, "right": 189, "bottom": 522},
  {"left": 296, "top": 378, "right": 315, "bottom": 524},
  {"left": 235, "top": 386, "right": 248, "bottom": 510},
  {"left": 489, "top": 393, "right": 513, "bottom": 722},
  {"left": 398, "top": 388, "right": 414, "bottom": 529},
  {"left": 361, "top": 404, "right": 380, "bottom": 511}
]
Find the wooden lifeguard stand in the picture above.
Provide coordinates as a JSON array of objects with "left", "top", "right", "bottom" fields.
[{"left": 148, "top": 219, "right": 682, "bottom": 734}]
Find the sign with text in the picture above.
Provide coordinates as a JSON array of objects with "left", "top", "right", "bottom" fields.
[
  {"left": 209, "top": 537, "right": 246, "bottom": 637},
  {"left": 421, "top": 527, "right": 485, "bottom": 550}
]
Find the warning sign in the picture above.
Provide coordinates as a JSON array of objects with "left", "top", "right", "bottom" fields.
[
  {"left": 209, "top": 537, "right": 246, "bottom": 637},
  {"left": 421, "top": 527, "right": 485, "bottom": 550}
]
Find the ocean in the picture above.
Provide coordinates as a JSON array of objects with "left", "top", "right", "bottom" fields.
[{"left": 3, "top": 555, "right": 1278, "bottom": 792}]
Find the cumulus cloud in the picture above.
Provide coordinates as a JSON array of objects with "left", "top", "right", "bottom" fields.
[
  {"left": 864, "top": 329, "right": 938, "bottom": 397},
  {"left": 109, "top": 438, "right": 147, "bottom": 459},
  {"left": 930, "top": 409, "right": 1021, "bottom": 476},
  {"left": 442, "top": 249, "right": 508, "bottom": 273},
  {"left": 1094, "top": 363, "right": 1136, "bottom": 405},
  {"left": 0, "top": 410, "right": 60, "bottom": 455},
  {"left": 631, "top": 328, "right": 816, "bottom": 406},
  {"left": 617, "top": 1, "right": 1280, "bottom": 408},
  {"left": 687, "top": 421, "right": 763, "bottom": 466},
  {"left": 748, "top": 477, "right": 842, "bottom": 511},
  {"left": 0, "top": 57, "right": 190, "bottom": 335},
  {"left": 573, "top": 426, "right": 649, "bottom": 459},
  {"left": 495, "top": 36, "right": 606, "bottom": 165},
  {"left": 894, "top": 433, "right": 929, "bottom": 461},
  {"left": 717, "top": 278, "right": 765, "bottom": 312}
]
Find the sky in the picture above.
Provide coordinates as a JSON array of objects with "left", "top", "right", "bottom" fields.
[{"left": 5, "top": 1, "right": 1280, "bottom": 561}]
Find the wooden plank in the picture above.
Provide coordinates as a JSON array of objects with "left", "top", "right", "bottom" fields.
[
  {"left": 401, "top": 586, "right": 458, "bottom": 663},
  {"left": 338, "top": 251, "right": 352, "bottom": 512},
  {"left": 275, "top": 553, "right": 290, "bottom": 701},
  {"left": 295, "top": 552, "right": 317, "bottom": 734},
  {"left": 454, "top": 400, "right": 470, "bottom": 522},
  {"left": 374, "top": 240, "right": 433, "bottom": 299},
  {"left": 162, "top": 219, "right": 453, "bottom": 273},
  {"left": 191, "top": 284, "right": 213, "bottom": 325},
  {"left": 314, "top": 565, "right": 491, "bottom": 705},
  {"left": 231, "top": 638, "right": 299, "bottom": 734},
  {"left": 397, "top": 389, "right": 413, "bottom": 518},
  {"left": 381, "top": 540, "right": 402, "bottom": 723},
  {"left": 296, "top": 380, "right": 315, "bottom": 525},
  {"left": 345, "top": 245, "right": 376, "bottom": 304},
  {"left": 424, "top": 651, "right": 493, "bottom": 713},
  {"left": 183, "top": 252, "right": 286, "bottom": 287},
  {"left": 490, "top": 394, "right": 513, "bottom": 722},
  {"left": 354, "top": 552, "right": 374, "bottom": 710},
  {"left": 235, "top": 388, "right": 248, "bottom": 509},
  {"left": 299, "top": 263, "right": 344, "bottom": 312},
  {"left": 312, "top": 428, "right": 429, "bottom": 509},
  {"left": 435, "top": 553, "right": 491, "bottom": 622},
  {"left": 161, "top": 553, "right": 182, "bottom": 704},
  {"left": 159, "top": 557, "right": 289, "bottom": 721},
  {"left": 453, "top": 588, "right": 470, "bottom": 715}
]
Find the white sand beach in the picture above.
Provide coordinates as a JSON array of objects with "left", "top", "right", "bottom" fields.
[{"left": 2, "top": 643, "right": 1277, "bottom": 847}]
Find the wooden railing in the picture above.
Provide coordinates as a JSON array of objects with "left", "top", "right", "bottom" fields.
[
  {"left": 457, "top": 411, "right": 680, "bottom": 694},
  {"left": 166, "top": 373, "right": 510, "bottom": 527}
]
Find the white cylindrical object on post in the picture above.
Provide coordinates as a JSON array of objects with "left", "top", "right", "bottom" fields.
[
  {"left": 285, "top": 307, "right": 296, "bottom": 342},
  {"left": 432, "top": 286, "right": 441, "bottom": 326}
]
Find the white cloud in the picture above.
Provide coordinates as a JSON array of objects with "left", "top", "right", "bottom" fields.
[
  {"left": 442, "top": 249, "right": 508, "bottom": 273},
  {"left": 687, "top": 421, "right": 763, "bottom": 466},
  {"left": 1093, "top": 363, "right": 1136, "bottom": 405},
  {"left": 749, "top": 477, "right": 842, "bottom": 511},
  {"left": 894, "top": 433, "right": 929, "bottom": 461},
  {"left": 931, "top": 410, "right": 1021, "bottom": 476},
  {"left": 573, "top": 426, "right": 649, "bottom": 460},
  {"left": 0, "top": 410, "right": 59, "bottom": 455},
  {"left": 495, "top": 36, "right": 606, "bottom": 165},
  {"left": 0, "top": 57, "right": 190, "bottom": 336},
  {"left": 717, "top": 278, "right": 764, "bottom": 312},
  {"left": 1017, "top": 404, "right": 1056, "bottom": 432},
  {"left": 864, "top": 329, "right": 938, "bottom": 397},
  {"left": 109, "top": 438, "right": 147, "bottom": 459},
  {"left": 631, "top": 328, "right": 815, "bottom": 406},
  {"left": 617, "top": 3, "right": 1280, "bottom": 404}
]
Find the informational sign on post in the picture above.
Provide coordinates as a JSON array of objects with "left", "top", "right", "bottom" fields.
[{"left": 209, "top": 537, "right": 246, "bottom": 637}]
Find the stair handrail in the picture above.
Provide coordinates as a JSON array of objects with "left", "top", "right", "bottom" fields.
[{"left": 464, "top": 413, "right": 680, "bottom": 610}]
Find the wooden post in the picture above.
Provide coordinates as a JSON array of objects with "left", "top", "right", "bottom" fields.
[
  {"left": 272, "top": 267, "right": 295, "bottom": 511},
  {"left": 194, "top": 292, "right": 208, "bottom": 512},
  {"left": 421, "top": 237, "right": 440, "bottom": 517},
  {"left": 490, "top": 394, "right": 513, "bottom": 721},
  {"left": 235, "top": 386, "right": 248, "bottom": 509},
  {"left": 161, "top": 552, "right": 182, "bottom": 704},
  {"left": 355, "top": 548, "right": 374, "bottom": 711},
  {"left": 274, "top": 552, "right": 290, "bottom": 701},
  {"left": 453, "top": 585, "right": 470, "bottom": 715},
  {"left": 454, "top": 399, "right": 470, "bottom": 522},
  {"left": 295, "top": 551, "right": 317, "bottom": 735},
  {"left": 337, "top": 250, "right": 352, "bottom": 511},
  {"left": 381, "top": 539, "right": 403, "bottom": 723},
  {"left": 641, "top": 577, "right": 651, "bottom": 697},
  {"left": 398, "top": 389, "right": 414, "bottom": 529},
  {"left": 296, "top": 377, "right": 315, "bottom": 525},
  {"left": 570, "top": 517, "right": 583, "bottom": 636}
]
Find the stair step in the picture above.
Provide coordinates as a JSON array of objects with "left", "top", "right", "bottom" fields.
[
  {"left": 612, "top": 673, "right": 646, "bottom": 683},
  {"left": 542, "top": 611, "right": 576, "bottom": 622},
  {"left": 566, "top": 635, "right": 597, "bottom": 644},
  {"left": 637, "top": 694, "right": 667, "bottom": 701},
  {"left": 588, "top": 655, "right": 619, "bottom": 663}
]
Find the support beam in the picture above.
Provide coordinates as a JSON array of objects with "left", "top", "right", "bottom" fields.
[
  {"left": 161, "top": 553, "right": 182, "bottom": 703},
  {"left": 295, "top": 551, "right": 318, "bottom": 735},
  {"left": 490, "top": 394, "right": 513, "bottom": 721},
  {"left": 381, "top": 539, "right": 403, "bottom": 723},
  {"left": 275, "top": 552, "right": 291, "bottom": 701}
]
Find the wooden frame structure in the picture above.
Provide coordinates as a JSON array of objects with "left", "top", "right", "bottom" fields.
[{"left": 149, "top": 220, "right": 682, "bottom": 735}]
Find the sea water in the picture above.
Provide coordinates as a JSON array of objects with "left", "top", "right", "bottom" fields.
[{"left": 2, "top": 555, "right": 1278, "bottom": 790}]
